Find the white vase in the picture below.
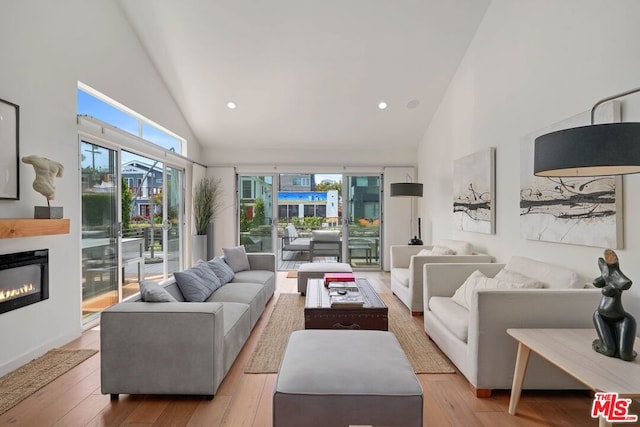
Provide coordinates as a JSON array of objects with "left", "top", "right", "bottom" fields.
[{"left": 192, "top": 234, "right": 207, "bottom": 265}]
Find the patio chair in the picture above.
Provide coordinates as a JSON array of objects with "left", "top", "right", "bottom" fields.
[
  {"left": 281, "top": 224, "right": 311, "bottom": 260},
  {"left": 309, "top": 230, "right": 341, "bottom": 262}
]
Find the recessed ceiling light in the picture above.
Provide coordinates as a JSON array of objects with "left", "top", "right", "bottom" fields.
[
  {"left": 226, "top": 101, "right": 237, "bottom": 110},
  {"left": 378, "top": 101, "right": 388, "bottom": 110}
]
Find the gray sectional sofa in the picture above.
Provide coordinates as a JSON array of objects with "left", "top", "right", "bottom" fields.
[{"left": 100, "top": 251, "right": 276, "bottom": 399}]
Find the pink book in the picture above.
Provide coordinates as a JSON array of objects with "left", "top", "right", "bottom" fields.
[{"left": 324, "top": 272, "right": 356, "bottom": 286}]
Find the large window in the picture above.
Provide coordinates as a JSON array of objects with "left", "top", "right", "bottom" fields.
[{"left": 78, "top": 84, "right": 186, "bottom": 325}]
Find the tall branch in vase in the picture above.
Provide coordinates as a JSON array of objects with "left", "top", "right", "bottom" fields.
[{"left": 194, "top": 177, "right": 223, "bottom": 236}]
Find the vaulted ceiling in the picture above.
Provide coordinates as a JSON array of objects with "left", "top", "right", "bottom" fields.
[{"left": 117, "top": 1, "right": 490, "bottom": 152}]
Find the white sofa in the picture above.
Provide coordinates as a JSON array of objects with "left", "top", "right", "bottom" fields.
[
  {"left": 423, "top": 256, "right": 602, "bottom": 397},
  {"left": 390, "top": 240, "right": 493, "bottom": 315}
]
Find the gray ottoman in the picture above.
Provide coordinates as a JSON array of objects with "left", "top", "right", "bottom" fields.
[
  {"left": 273, "top": 330, "right": 423, "bottom": 427},
  {"left": 297, "top": 262, "right": 353, "bottom": 295}
]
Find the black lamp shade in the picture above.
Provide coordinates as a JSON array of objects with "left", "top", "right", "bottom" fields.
[
  {"left": 390, "top": 182, "right": 423, "bottom": 197},
  {"left": 534, "top": 122, "right": 640, "bottom": 177}
]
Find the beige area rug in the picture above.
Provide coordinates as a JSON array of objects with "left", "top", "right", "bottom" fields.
[
  {"left": 244, "top": 293, "right": 455, "bottom": 374},
  {"left": 0, "top": 348, "right": 98, "bottom": 415},
  {"left": 285, "top": 270, "right": 298, "bottom": 279}
]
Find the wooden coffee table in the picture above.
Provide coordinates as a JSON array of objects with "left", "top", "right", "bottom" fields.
[{"left": 304, "top": 278, "right": 388, "bottom": 330}]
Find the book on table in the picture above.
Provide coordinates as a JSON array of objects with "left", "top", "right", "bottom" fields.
[
  {"left": 327, "top": 281, "right": 359, "bottom": 291},
  {"left": 330, "top": 291, "right": 364, "bottom": 308},
  {"left": 324, "top": 272, "right": 356, "bottom": 286}
]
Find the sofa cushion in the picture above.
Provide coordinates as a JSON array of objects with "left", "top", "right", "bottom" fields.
[
  {"left": 431, "top": 245, "right": 456, "bottom": 255},
  {"left": 311, "top": 230, "right": 341, "bottom": 241},
  {"left": 208, "top": 282, "right": 266, "bottom": 328},
  {"left": 159, "top": 280, "right": 186, "bottom": 302},
  {"left": 232, "top": 269, "right": 273, "bottom": 287},
  {"left": 222, "top": 302, "right": 251, "bottom": 372},
  {"left": 139, "top": 280, "right": 177, "bottom": 302},
  {"left": 391, "top": 267, "right": 410, "bottom": 289},
  {"left": 429, "top": 296, "right": 469, "bottom": 342},
  {"left": 505, "top": 256, "right": 583, "bottom": 289},
  {"left": 207, "top": 256, "right": 236, "bottom": 284},
  {"left": 417, "top": 249, "right": 432, "bottom": 256},
  {"left": 174, "top": 261, "right": 222, "bottom": 302},
  {"left": 223, "top": 245, "right": 251, "bottom": 273},
  {"left": 494, "top": 268, "right": 547, "bottom": 289},
  {"left": 451, "top": 270, "right": 543, "bottom": 309},
  {"left": 438, "top": 239, "right": 473, "bottom": 255},
  {"left": 285, "top": 223, "right": 299, "bottom": 239}
]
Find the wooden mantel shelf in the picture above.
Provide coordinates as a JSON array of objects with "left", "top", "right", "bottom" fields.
[{"left": 0, "top": 218, "right": 70, "bottom": 239}]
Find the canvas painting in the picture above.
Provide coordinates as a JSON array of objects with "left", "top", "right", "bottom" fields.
[
  {"left": 453, "top": 147, "right": 496, "bottom": 234},
  {"left": 520, "top": 101, "right": 623, "bottom": 248}
]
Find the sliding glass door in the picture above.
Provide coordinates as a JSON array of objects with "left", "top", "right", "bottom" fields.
[
  {"left": 238, "top": 172, "right": 382, "bottom": 271},
  {"left": 238, "top": 175, "right": 275, "bottom": 253},
  {"left": 81, "top": 139, "right": 120, "bottom": 321},
  {"left": 165, "top": 166, "right": 183, "bottom": 277},
  {"left": 344, "top": 175, "right": 381, "bottom": 269},
  {"left": 81, "top": 139, "right": 185, "bottom": 323}
]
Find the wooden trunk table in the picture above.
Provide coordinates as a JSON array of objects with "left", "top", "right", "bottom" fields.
[{"left": 304, "top": 278, "right": 388, "bottom": 330}]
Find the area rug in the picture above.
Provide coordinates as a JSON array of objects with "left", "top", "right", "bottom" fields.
[
  {"left": 0, "top": 348, "right": 98, "bottom": 415},
  {"left": 244, "top": 293, "right": 455, "bottom": 374},
  {"left": 285, "top": 270, "right": 298, "bottom": 279}
]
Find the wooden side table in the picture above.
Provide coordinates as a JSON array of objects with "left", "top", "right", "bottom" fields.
[{"left": 507, "top": 328, "right": 640, "bottom": 427}]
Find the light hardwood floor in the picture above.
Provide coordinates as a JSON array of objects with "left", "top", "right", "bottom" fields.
[{"left": 1, "top": 271, "right": 622, "bottom": 426}]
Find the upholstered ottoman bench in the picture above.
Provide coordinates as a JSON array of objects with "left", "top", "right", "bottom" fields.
[
  {"left": 273, "top": 330, "right": 423, "bottom": 427},
  {"left": 297, "top": 262, "right": 353, "bottom": 295}
]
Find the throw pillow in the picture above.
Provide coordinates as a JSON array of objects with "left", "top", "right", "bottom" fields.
[
  {"left": 223, "top": 245, "right": 251, "bottom": 273},
  {"left": 139, "top": 280, "right": 177, "bottom": 302},
  {"left": 451, "top": 270, "right": 543, "bottom": 309},
  {"left": 431, "top": 245, "right": 456, "bottom": 255},
  {"left": 417, "top": 249, "right": 433, "bottom": 256},
  {"left": 494, "top": 268, "right": 547, "bottom": 289},
  {"left": 174, "top": 261, "right": 222, "bottom": 302},
  {"left": 207, "top": 256, "right": 235, "bottom": 285}
]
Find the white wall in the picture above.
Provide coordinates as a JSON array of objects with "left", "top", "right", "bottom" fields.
[
  {"left": 0, "top": 0, "right": 199, "bottom": 375},
  {"left": 418, "top": 0, "right": 640, "bottom": 316}
]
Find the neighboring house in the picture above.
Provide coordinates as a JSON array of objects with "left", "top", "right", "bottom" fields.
[{"left": 122, "top": 160, "right": 164, "bottom": 218}]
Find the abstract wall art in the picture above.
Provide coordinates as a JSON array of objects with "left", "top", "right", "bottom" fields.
[
  {"left": 453, "top": 147, "right": 496, "bottom": 234},
  {"left": 0, "top": 97, "right": 19, "bottom": 200},
  {"left": 520, "top": 101, "right": 623, "bottom": 248}
]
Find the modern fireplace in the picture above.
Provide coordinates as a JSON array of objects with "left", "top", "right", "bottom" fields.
[{"left": 0, "top": 249, "right": 49, "bottom": 315}]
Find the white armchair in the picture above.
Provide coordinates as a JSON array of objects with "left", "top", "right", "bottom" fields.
[
  {"left": 423, "top": 257, "right": 602, "bottom": 396},
  {"left": 390, "top": 240, "right": 493, "bottom": 315}
]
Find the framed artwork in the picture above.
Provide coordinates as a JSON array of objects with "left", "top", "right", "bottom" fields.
[
  {"left": 0, "top": 97, "right": 19, "bottom": 200},
  {"left": 453, "top": 147, "right": 496, "bottom": 234},
  {"left": 520, "top": 101, "right": 623, "bottom": 248}
]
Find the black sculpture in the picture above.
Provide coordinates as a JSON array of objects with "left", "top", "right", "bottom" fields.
[{"left": 592, "top": 249, "right": 637, "bottom": 361}]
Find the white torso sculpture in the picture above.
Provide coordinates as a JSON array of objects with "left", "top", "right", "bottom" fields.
[{"left": 22, "top": 155, "right": 64, "bottom": 205}]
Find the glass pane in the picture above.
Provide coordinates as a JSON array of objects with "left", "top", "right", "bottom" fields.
[
  {"left": 278, "top": 174, "right": 342, "bottom": 269},
  {"left": 122, "top": 151, "right": 164, "bottom": 284},
  {"left": 346, "top": 175, "right": 380, "bottom": 269},
  {"left": 142, "top": 123, "right": 182, "bottom": 154},
  {"left": 81, "top": 141, "right": 118, "bottom": 322},
  {"left": 77, "top": 89, "right": 139, "bottom": 136},
  {"left": 239, "top": 175, "right": 273, "bottom": 254},
  {"left": 166, "top": 166, "right": 183, "bottom": 276}
]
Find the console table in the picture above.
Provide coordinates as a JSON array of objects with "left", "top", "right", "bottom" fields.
[{"left": 507, "top": 328, "right": 640, "bottom": 427}]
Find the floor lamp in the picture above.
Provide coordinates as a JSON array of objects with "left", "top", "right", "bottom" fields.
[
  {"left": 390, "top": 181, "right": 424, "bottom": 245},
  {"left": 534, "top": 86, "right": 640, "bottom": 362}
]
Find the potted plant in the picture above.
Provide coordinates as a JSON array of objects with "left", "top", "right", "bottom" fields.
[{"left": 193, "top": 177, "right": 223, "bottom": 262}]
